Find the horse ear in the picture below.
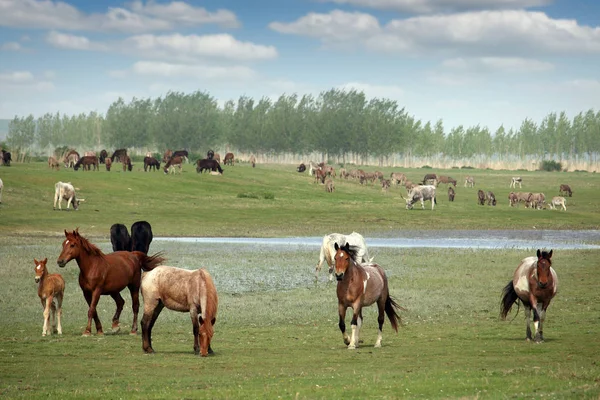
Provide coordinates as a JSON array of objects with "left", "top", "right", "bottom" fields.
[
  {"left": 34, "top": 258, "right": 38, "bottom": 264},
  {"left": 334, "top": 242, "right": 339, "bottom": 251},
  {"left": 42, "top": 258, "right": 47, "bottom": 264},
  {"left": 64, "top": 230, "right": 68, "bottom": 237},
  {"left": 343, "top": 242, "right": 350, "bottom": 252},
  {"left": 537, "top": 249, "right": 541, "bottom": 259},
  {"left": 548, "top": 249, "right": 553, "bottom": 259}
]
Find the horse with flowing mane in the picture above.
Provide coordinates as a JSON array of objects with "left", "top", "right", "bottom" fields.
[
  {"left": 141, "top": 266, "right": 218, "bottom": 356},
  {"left": 315, "top": 232, "right": 372, "bottom": 281},
  {"left": 500, "top": 249, "right": 558, "bottom": 343},
  {"left": 333, "top": 242, "right": 404, "bottom": 349},
  {"left": 57, "top": 228, "right": 164, "bottom": 336}
]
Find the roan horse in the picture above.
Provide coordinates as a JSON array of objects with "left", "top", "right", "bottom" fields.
[
  {"left": 57, "top": 229, "right": 164, "bottom": 336},
  {"left": 333, "top": 242, "right": 404, "bottom": 349},
  {"left": 141, "top": 266, "right": 218, "bottom": 356},
  {"left": 501, "top": 249, "right": 558, "bottom": 343}
]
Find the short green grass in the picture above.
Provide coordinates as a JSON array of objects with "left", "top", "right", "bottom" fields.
[{"left": 1, "top": 162, "right": 599, "bottom": 399}]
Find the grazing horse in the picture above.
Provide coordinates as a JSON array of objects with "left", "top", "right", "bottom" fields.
[
  {"left": 163, "top": 149, "right": 173, "bottom": 163},
  {"left": 325, "top": 178, "right": 335, "bottom": 193},
  {"left": 111, "top": 148, "right": 127, "bottom": 163},
  {"left": 57, "top": 229, "right": 164, "bottom": 336},
  {"left": 164, "top": 156, "right": 183, "bottom": 174},
  {"left": 141, "top": 266, "right": 218, "bottom": 356},
  {"left": 223, "top": 152, "right": 234, "bottom": 166},
  {"left": 559, "top": 184, "right": 572, "bottom": 197},
  {"left": 315, "top": 232, "right": 372, "bottom": 282},
  {"left": 48, "top": 156, "right": 60, "bottom": 170},
  {"left": 1, "top": 149, "right": 11, "bottom": 166},
  {"left": 249, "top": 155, "right": 256, "bottom": 168},
  {"left": 99, "top": 149, "right": 108, "bottom": 164},
  {"left": 548, "top": 196, "right": 567, "bottom": 211},
  {"left": 73, "top": 155, "right": 99, "bottom": 171},
  {"left": 297, "top": 163, "right": 306, "bottom": 173},
  {"left": 464, "top": 176, "right": 475, "bottom": 187},
  {"left": 333, "top": 242, "right": 404, "bottom": 349},
  {"left": 34, "top": 257, "right": 65, "bottom": 336},
  {"left": 448, "top": 186, "right": 455, "bottom": 202},
  {"left": 105, "top": 157, "right": 112, "bottom": 171},
  {"left": 486, "top": 191, "right": 497, "bottom": 206},
  {"left": 501, "top": 250, "right": 557, "bottom": 343},
  {"left": 477, "top": 189, "right": 486, "bottom": 205},
  {"left": 144, "top": 156, "right": 160, "bottom": 171},
  {"left": 196, "top": 158, "right": 223, "bottom": 174},
  {"left": 110, "top": 223, "right": 131, "bottom": 252},
  {"left": 131, "top": 221, "right": 153, "bottom": 254},
  {"left": 207, "top": 149, "right": 214, "bottom": 160},
  {"left": 510, "top": 176, "right": 523, "bottom": 189},
  {"left": 122, "top": 155, "right": 133, "bottom": 172}
]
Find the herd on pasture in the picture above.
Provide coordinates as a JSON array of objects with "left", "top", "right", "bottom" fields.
[
  {"left": 299, "top": 161, "right": 573, "bottom": 211},
  {"left": 33, "top": 224, "right": 558, "bottom": 356}
]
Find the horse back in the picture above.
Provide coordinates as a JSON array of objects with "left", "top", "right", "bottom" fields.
[
  {"left": 143, "top": 266, "right": 200, "bottom": 312},
  {"left": 361, "top": 264, "right": 388, "bottom": 305}
]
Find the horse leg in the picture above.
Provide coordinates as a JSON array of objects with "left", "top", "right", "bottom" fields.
[
  {"left": 84, "top": 289, "right": 103, "bottom": 335},
  {"left": 375, "top": 300, "right": 385, "bottom": 348},
  {"left": 42, "top": 297, "right": 53, "bottom": 336},
  {"left": 56, "top": 292, "right": 63, "bottom": 335},
  {"left": 109, "top": 292, "right": 125, "bottom": 333},
  {"left": 190, "top": 307, "right": 201, "bottom": 355},
  {"left": 348, "top": 307, "right": 361, "bottom": 349},
  {"left": 338, "top": 304, "right": 350, "bottom": 346},
  {"left": 50, "top": 300, "right": 57, "bottom": 334},
  {"left": 142, "top": 301, "right": 164, "bottom": 354},
  {"left": 524, "top": 304, "right": 533, "bottom": 341},
  {"left": 129, "top": 287, "right": 140, "bottom": 335}
]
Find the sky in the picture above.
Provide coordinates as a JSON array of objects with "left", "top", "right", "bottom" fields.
[{"left": 0, "top": 0, "right": 599, "bottom": 131}]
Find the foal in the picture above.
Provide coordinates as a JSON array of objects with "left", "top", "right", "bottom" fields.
[{"left": 34, "top": 258, "right": 65, "bottom": 336}]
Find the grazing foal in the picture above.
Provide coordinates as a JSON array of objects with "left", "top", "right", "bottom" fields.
[{"left": 34, "top": 258, "right": 65, "bottom": 336}]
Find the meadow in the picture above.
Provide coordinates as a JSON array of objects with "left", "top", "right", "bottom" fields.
[{"left": 0, "top": 161, "right": 599, "bottom": 399}]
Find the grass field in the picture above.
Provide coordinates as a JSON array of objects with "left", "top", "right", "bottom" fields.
[{"left": 0, "top": 162, "right": 599, "bottom": 399}]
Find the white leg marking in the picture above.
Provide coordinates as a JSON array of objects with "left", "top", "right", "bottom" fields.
[
  {"left": 375, "top": 329, "right": 383, "bottom": 348},
  {"left": 348, "top": 325, "right": 357, "bottom": 349}
]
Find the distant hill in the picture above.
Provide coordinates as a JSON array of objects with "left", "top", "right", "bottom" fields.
[{"left": 0, "top": 119, "right": 9, "bottom": 141}]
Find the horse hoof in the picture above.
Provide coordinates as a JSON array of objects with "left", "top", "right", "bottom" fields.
[
  {"left": 82, "top": 332, "right": 92, "bottom": 337},
  {"left": 42, "top": 333, "right": 47, "bottom": 337},
  {"left": 347, "top": 345, "right": 356, "bottom": 350},
  {"left": 143, "top": 348, "right": 155, "bottom": 354},
  {"left": 129, "top": 331, "right": 137, "bottom": 336}
]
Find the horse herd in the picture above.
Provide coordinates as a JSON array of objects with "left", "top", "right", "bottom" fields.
[
  {"left": 34, "top": 227, "right": 558, "bottom": 359},
  {"left": 298, "top": 163, "right": 572, "bottom": 212}
]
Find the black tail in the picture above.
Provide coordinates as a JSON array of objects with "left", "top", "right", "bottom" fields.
[
  {"left": 500, "top": 280, "right": 519, "bottom": 320},
  {"left": 385, "top": 295, "right": 407, "bottom": 333}
]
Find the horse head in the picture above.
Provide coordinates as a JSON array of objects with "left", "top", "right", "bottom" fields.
[
  {"left": 34, "top": 257, "right": 48, "bottom": 283},
  {"left": 535, "top": 249, "right": 553, "bottom": 289},
  {"left": 57, "top": 229, "right": 82, "bottom": 267},
  {"left": 333, "top": 242, "right": 354, "bottom": 281}
]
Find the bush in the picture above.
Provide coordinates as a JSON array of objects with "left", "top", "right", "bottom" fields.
[
  {"left": 460, "top": 165, "right": 474, "bottom": 169},
  {"left": 421, "top": 165, "right": 432, "bottom": 169},
  {"left": 540, "top": 160, "right": 562, "bottom": 172}
]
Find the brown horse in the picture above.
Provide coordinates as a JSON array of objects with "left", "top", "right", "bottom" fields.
[
  {"left": 57, "top": 229, "right": 164, "bottom": 336},
  {"left": 223, "top": 152, "right": 234, "bottom": 166},
  {"left": 501, "top": 249, "right": 558, "bottom": 343},
  {"left": 34, "top": 257, "right": 65, "bottom": 336},
  {"left": 333, "top": 242, "right": 404, "bottom": 349},
  {"left": 141, "top": 266, "right": 218, "bottom": 356}
]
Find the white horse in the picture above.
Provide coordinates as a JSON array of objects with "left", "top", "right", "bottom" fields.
[{"left": 315, "top": 232, "right": 373, "bottom": 282}]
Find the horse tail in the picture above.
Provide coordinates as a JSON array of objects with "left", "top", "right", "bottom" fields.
[
  {"left": 137, "top": 251, "right": 166, "bottom": 272},
  {"left": 500, "top": 280, "right": 519, "bottom": 320},
  {"left": 199, "top": 269, "right": 218, "bottom": 341},
  {"left": 384, "top": 295, "right": 406, "bottom": 333}
]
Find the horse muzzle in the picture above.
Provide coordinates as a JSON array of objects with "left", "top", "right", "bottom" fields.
[
  {"left": 35, "top": 277, "right": 40, "bottom": 283},
  {"left": 335, "top": 273, "right": 344, "bottom": 281},
  {"left": 537, "top": 281, "right": 548, "bottom": 289},
  {"left": 57, "top": 259, "right": 67, "bottom": 268}
]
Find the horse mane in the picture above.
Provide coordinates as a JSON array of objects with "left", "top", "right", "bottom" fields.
[
  {"left": 77, "top": 234, "right": 105, "bottom": 257},
  {"left": 540, "top": 251, "right": 552, "bottom": 260},
  {"left": 199, "top": 269, "right": 218, "bottom": 339},
  {"left": 338, "top": 243, "right": 362, "bottom": 262}
]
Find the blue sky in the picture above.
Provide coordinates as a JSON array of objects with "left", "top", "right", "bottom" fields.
[{"left": 1, "top": 0, "right": 599, "bottom": 131}]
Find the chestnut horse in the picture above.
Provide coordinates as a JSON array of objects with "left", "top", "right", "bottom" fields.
[
  {"left": 141, "top": 266, "right": 218, "bottom": 356},
  {"left": 57, "top": 229, "right": 164, "bottom": 336},
  {"left": 333, "top": 242, "right": 404, "bottom": 349},
  {"left": 501, "top": 249, "right": 558, "bottom": 343},
  {"left": 34, "top": 257, "right": 65, "bottom": 336}
]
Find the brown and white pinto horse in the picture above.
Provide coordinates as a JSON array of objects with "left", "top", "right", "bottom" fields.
[
  {"left": 333, "top": 242, "right": 404, "bottom": 349},
  {"left": 57, "top": 229, "right": 164, "bottom": 336},
  {"left": 141, "top": 266, "right": 218, "bottom": 356},
  {"left": 501, "top": 249, "right": 558, "bottom": 343},
  {"left": 163, "top": 156, "right": 183, "bottom": 174}
]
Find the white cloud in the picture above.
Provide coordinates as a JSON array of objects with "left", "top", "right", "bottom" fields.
[
  {"left": 0, "top": 70, "right": 54, "bottom": 91},
  {"left": 131, "top": 61, "right": 256, "bottom": 80},
  {"left": 1, "top": 42, "right": 21, "bottom": 51},
  {"left": 0, "top": 0, "right": 239, "bottom": 33},
  {"left": 123, "top": 33, "right": 278, "bottom": 62},
  {"left": 319, "top": 0, "right": 552, "bottom": 14},
  {"left": 442, "top": 57, "right": 554, "bottom": 72},
  {"left": 270, "top": 10, "right": 600, "bottom": 56},
  {"left": 46, "top": 31, "right": 107, "bottom": 50},
  {"left": 0, "top": 71, "right": 35, "bottom": 84},
  {"left": 129, "top": 0, "right": 240, "bottom": 28}
]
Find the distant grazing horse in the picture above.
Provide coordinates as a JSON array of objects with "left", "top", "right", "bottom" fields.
[
  {"left": 316, "top": 232, "right": 372, "bottom": 282},
  {"left": 122, "top": 155, "right": 133, "bottom": 172},
  {"left": 510, "top": 176, "right": 522, "bottom": 189},
  {"left": 314, "top": 168, "right": 327, "bottom": 184},
  {"left": 73, "top": 155, "right": 99, "bottom": 171},
  {"left": 214, "top": 153, "right": 221, "bottom": 163},
  {"left": 381, "top": 179, "right": 391, "bottom": 193},
  {"left": 144, "top": 156, "right": 160, "bottom": 172},
  {"left": 172, "top": 150, "right": 189, "bottom": 163},
  {"left": 448, "top": 186, "right": 455, "bottom": 202},
  {"left": 111, "top": 149, "right": 127, "bottom": 163},
  {"left": 48, "top": 156, "right": 60, "bottom": 170},
  {"left": 486, "top": 191, "right": 497, "bottom": 206},
  {"left": 297, "top": 163, "right": 306, "bottom": 173},
  {"left": 131, "top": 221, "right": 153, "bottom": 254},
  {"left": 1, "top": 150, "right": 11, "bottom": 166},
  {"left": 325, "top": 178, "right": 335, "bottom": 193},
  {"left": 196, "top": 158, "right": 223, "bottom": 174},
  {"left": 207, "top": 149, "right": 214, "bottom": 160},
  {"left": 163, "top": 149, "right": 173, "bottom": 163},
  {"left": 249, "top": 155, "right": 256, "bottom": 168},
  {"left": 99, "top": 149, "right": 108, "bottom": 164},
  {"left": 141, "top": 266, "right": 218, "bottom": 356},
  {"left": 508, "top": 192, "right": 518, "bottom": 207},
  {"left": 57, "top": 228, "right": 164, "bottom": 335},
  {"left": 223, "top": 152, "right": 234, "bottom": 166},
  {"left": 548, "top": 196, "right": 567, "bottom": 211},
  {"left": 110, "top": 223, "right": 131, "bottom": 252},
  {"left": 464, "top": 176, "right": 475, "bottom": 187},
  {"left": 477, "top": 189, "right": 486, "bottom": 205},
  {"left": 422, "top": 173, "right": 438, "bottom": 186},
  {"left": 105, "top": 158, "right": 112, "bottom": 171},
  {"left": 390, "top": 172, "right": 406, "bottom": 186},
  {"left": 164, "top": 156, "right": 183, "bottom": 174},
  {"left": 559, "top": 184, "right": 572, "bottom": 197},
  {"left": 34, "top": 257, "right": 65, "bottom": 336},
  {"left": 438, "top": 175, "right": 457, "bottom": 187},
  {"left": 333, "top": 242, "right": 404, "bottom": 349},
  {"left": 501, "top": 249, "right": 557, "bottom": 343}
]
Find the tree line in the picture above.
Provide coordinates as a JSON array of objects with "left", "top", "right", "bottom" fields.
[{"left": 6, "top": 89, "right": 600, "bottom": 164}]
